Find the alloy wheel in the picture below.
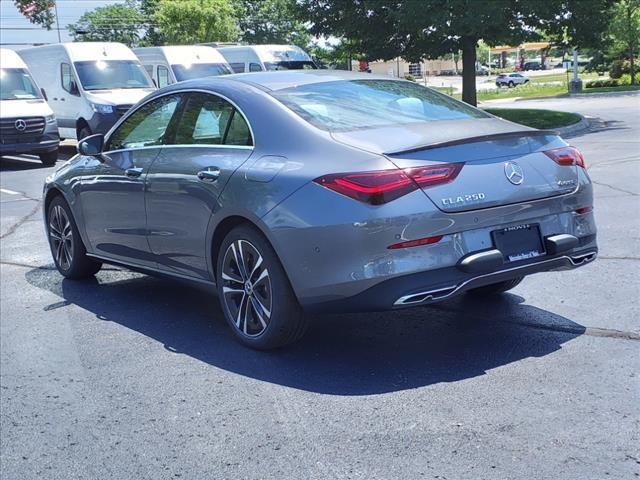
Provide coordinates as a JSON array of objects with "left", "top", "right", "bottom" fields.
[
  {"left": 221, "top": 239, "right": 272, "bottom": 337},
  {"left": 49, "top": 205, "right": 74, "bottom": 271}
]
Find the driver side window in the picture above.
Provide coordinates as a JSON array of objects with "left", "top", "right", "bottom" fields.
[{"left": 107, "top": 94, "right": 181, "bottom": 151}]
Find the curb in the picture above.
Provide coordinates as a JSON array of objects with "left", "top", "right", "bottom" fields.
[{"left": 554, "top": 114, "right": 590, "bottom": 137}]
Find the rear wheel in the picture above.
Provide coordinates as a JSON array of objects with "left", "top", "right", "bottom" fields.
[
  {"left": 39, "top": 149, "right": 58, "bottom": 166},
  {"left": 508, "top": 81, "right": 515, "bottom": 88},
  {"left": 216, "top": 225, "right": 307, "bottom": 349},
  {"left": 47, "top": 195, "right": 102, "bottom": 279},
  {"left": 78, "top": 126, "right": 91, "bottom": 142},
  {"left": 467, "top": 277, "right": 524, "bottom": 296}
]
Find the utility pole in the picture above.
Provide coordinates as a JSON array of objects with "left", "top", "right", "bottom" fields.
[{"left": 53, "top": 0, "right": 62, "bottom": 43}]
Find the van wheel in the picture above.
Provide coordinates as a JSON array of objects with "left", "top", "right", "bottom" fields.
[
  {"left": 39, "top": 149, "right": 58, "bottom": 166},
  {"left": 216, "top": 224, "right": 308, "bottom": 350},
  {"left": 78, "top": 126, "right": 91, "bottom": 141},
  {"left": 467, "top": 277, "right": 524, "bottom": 296}
]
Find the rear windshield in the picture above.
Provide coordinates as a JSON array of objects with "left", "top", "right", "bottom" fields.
[
  {"left": 272, "top": 79, "right": 488, "bottom": 131},
  {"left": 172, "top": 63, "right": 233, "bottom": 81},
  {"left": 74, "top": 60, "right": 153, "bottom": 90},
  {"left": 0, "top": 68, "right": 41, "bottom": 100}
]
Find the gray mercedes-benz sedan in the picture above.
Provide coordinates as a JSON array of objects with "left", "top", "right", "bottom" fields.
[{"left": 44, "top": 70, "right": 597, "bottom": 349}]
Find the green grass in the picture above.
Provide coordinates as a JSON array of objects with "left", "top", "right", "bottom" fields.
[
  {"left": 483, "top": 108, "right": 582, "bottom": 130},
  {"left": 528, "top": 72, "right": 600, "bottom": 84},
  {"left": 582, "top": 84, "right": 640, "bottom": 93},
  {"left": 476, "top": 82, "right": 569, "bottom": 101}
]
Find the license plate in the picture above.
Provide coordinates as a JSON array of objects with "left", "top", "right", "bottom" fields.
[{"left": 492, "top": 224, "right": 545, "bottom": 262}]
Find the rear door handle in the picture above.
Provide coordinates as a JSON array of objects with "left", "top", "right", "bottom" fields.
[
  {"left": 197, "top": 167, "right": 220, "bottom": 182},
  {"left": 125, "top": 167, "right": 144, "bottom": 178}
]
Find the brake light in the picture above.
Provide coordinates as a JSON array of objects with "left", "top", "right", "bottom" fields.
[
  {"left": 387, "top": 235, "right": 443, "bottom": 249},
  {"left": 314, "top": 163, "right": 463, "bottom": 205},
  {"left": 544, "top": 146, "right": 586, "bottom": 168},
  {"left": 575, "top": 206, "right": 593, "bottom": 214}
]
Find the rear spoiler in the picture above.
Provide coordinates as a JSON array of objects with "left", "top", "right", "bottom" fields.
[{"left": 385, "top": 130, "right": 556, "bottom": 156}]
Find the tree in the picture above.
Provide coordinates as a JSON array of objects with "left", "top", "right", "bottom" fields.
[
  {"left": 68, "top": 3, "right": 146, "bottom": 47},
  {"left": 298, "top": 0, "right": 614, "bottom": 106},
  {"left": 14, "top": 0, "right": 55, "bottom": 29},
  {"left": 608, "top": 0, "right": 640, "bottom": 85},
  {"left": 153, "top": 0, "right": 239, "bottom": 45},
  {"left": 238, "top": 0, "right": 311, "bottom": 48}
]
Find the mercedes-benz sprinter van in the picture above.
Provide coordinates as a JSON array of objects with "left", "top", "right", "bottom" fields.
[
  {"left": 19, "top": 42, "right": 156, "bottom": 140},
  {"left": 0, "top": 48, "right": 59, "bottom": 165},
  {"left": 133, "top": 45, "right": 232, "bottom": 87},
  {"left": 213, "top": 45, "right": 317, "bottom": 73}
]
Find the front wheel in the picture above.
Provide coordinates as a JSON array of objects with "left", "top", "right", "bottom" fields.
[
  {"left": 467, "top": 277, "right": 524, "bottom": 296},
  {"left": 216, "top": 225, "right": 307, "bottom": 349},
  {"left": 47, "top": 196, "right": 102, "bottom": 279},
  {"left": 508, "top": 81, "right": 515, "bottom": 88},
  {"left": 39, "top": 149, "right": 58, "bottom": 166}
]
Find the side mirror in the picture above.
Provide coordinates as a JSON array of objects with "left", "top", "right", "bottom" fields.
[
  {"left": 41, "top": 88, "right": 48, "bottom": 101},
  {"left": 78, "top": 133, "right": 105, "bottom": 159}
]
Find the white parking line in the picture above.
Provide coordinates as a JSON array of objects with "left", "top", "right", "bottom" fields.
[{"left": 0, "top": 188, "right": 21, "bottom": 195}]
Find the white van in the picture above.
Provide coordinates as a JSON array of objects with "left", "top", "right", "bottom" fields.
[
  {"left": 0, "top": 48, "right": 59, "bottom": 165},
  {"left": 19, "top": 42, "right": 156, "bottom": 140},
  {"left": 213, "top": 45, "right": 317, "bottom": 73},
  {"left": 133, "top": 45, "right": 232, "bottom": 88}
]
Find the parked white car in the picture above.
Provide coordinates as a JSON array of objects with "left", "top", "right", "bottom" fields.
[
  {"left": 212, "top": 44, "right": 317, "bottom": 73},
  {"left": 133, "top": 45, "right": 232, "bottom": 88},
  {"left": 496, "top": 73, "right": 530, "bottom": 88},
  {"left": 0, "top": 48, "right": 59, "bottom": 165},
  {"left": 19, "top": 42, "right": 156, "bottom": 140}
]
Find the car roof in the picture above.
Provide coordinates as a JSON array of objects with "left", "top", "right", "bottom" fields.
[{"left": 224, "top": 69, "right": 404, "bottom": 91}]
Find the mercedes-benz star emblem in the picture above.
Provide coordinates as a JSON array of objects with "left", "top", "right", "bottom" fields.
[
  {"left": 504, "top": 161, "right": 524, "bottom": 185},
  {"left": 14, "top": 119, "right": 27, "bottom": 132}
]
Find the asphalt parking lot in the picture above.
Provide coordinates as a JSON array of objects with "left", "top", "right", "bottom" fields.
[{"left": 1, "top": 93, "right": 639, "bottom": 479}]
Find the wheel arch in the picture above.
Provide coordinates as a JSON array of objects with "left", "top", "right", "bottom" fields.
[{"left": 76, "top": 118, "right": 90, "bottom": 139}]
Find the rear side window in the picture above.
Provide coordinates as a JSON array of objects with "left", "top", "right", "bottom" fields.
[
  {"left": 157, "top": 65, "right": 170, "bottom": 88},
  {"left": 272, "top": 79, "right": 488, "bottom": 132},
  {"left": 108, "top": 94, "right": 181, "bottom": 150},
  {"left": 174, "top": 92, "right": 253, "bottom": 146},
  {"left": 249, "top": 63, "right": 263, "bottom": 72},
  {"left": 229, "top": 62, "right": 245, "bottom": 73},
  {"left": 61, "top": 63, "right": 75, "bottom": 93}
]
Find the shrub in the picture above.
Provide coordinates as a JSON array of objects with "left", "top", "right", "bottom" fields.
[
  {"left": 585, "top": 79, "right": 621, "bottom": 88},
  {"left": 404, "top": 74, "right": 416, "bottom": 82},
  {"left": 610, "top": 59, "right": 631, "bottom": 79}
]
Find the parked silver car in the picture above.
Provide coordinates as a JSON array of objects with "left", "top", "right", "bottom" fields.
[
  {"left": 496, "top": 73, "right": 530, "bottom": 87},
  {"left": 44, "top": 71, "right": 597, "bottom": 349}
]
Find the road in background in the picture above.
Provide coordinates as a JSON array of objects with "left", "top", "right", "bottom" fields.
[{"left": 1, "top": 94, "right": 639, "bottom": 479}]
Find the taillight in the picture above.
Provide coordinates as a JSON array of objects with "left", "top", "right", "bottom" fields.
[
  {"left": 544, "top": 146, "right": 586, "bottom": 169},
  {"left": 314, "top": 163, "right": 463, "bottom": 205}
]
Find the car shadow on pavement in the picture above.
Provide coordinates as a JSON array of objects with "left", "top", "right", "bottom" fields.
[{"left": 26, "top": 267, "right": 586, "bottom": 396}]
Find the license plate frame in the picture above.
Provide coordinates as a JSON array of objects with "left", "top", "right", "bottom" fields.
[{"left": 492, "top": 224, "right": 545, "bottom": 263}]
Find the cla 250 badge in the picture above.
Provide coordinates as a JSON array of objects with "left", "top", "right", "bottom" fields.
[{"left": 441, "top": 192, "right": 486, "bottom": 206}]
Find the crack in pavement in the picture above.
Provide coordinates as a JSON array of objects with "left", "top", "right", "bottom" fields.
[
  {"left": 590, "top": 180, "right": 639, "bottom": 196},
  {"left": 598, "top": 256, "right": 640, "bottom": 261},
  {"left": 0, "top": 200, "right": 42, "bottom": 240}
]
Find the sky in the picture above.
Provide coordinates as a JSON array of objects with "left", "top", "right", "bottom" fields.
[{"left": 0, "top": 0, "right": 122, "bottom": 48}]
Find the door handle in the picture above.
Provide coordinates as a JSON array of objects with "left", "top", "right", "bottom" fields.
[
  {"left": 125, "top": 167, "right": 144, "bottom": 178},
  {"left": 197, "top": 167, "right": 220, "bottom": 182}
]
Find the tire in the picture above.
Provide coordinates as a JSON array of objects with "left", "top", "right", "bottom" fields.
[
  {"left": 78, "top": 126, "right": 91, "bottom": 142},
  {"left": 39, "top": 149, "right": 58, "bottom": 166},
  {"left": 216, "top": 224, "right": 307, "bottom": 349},
  {"left": 46, "top": 195, "right": 102, "bottom": 279},
  {"left": 508, "top": 81, "right": 515, "bottom": 88},
  {"left": 467, "top": 277, "right": 524, "bottom": 296}
]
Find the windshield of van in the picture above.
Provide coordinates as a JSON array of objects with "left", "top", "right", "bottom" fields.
[
  {"left": 264, "top": 61, "right": 317, "bottom": 71},
  {"left": 74, "top": 60, "right": 153, "bottom": 90},
  {"left": 272, "top": 79, "right": 488, "bottom": 132},
  {"left": 171, "top": 63, "right": 233, "bottom": 81},
  {"left": 0, "top": 68, "right": 41, "bottom": 100}
]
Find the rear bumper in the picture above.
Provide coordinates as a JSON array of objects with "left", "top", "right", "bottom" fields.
[{"left": 306, "top": 246, "right": 597, "bottom": 313}]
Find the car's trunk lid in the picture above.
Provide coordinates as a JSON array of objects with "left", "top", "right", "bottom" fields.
[{"left": 331, "top": 119, "right": 579, "bottom": 213}]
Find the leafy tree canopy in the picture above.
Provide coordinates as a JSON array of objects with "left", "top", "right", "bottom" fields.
[
  {"left": 14, "top": 0, "right": 55, "bottom": 29},
  {"left": 69, "top": 3, "right": 146, "bottom": 47},
  {"left": 153, "top": 0, "right": 239, "bottom": 45},
  {"left": 238, "top": 0, "right": 311, "bottom": 49}
]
